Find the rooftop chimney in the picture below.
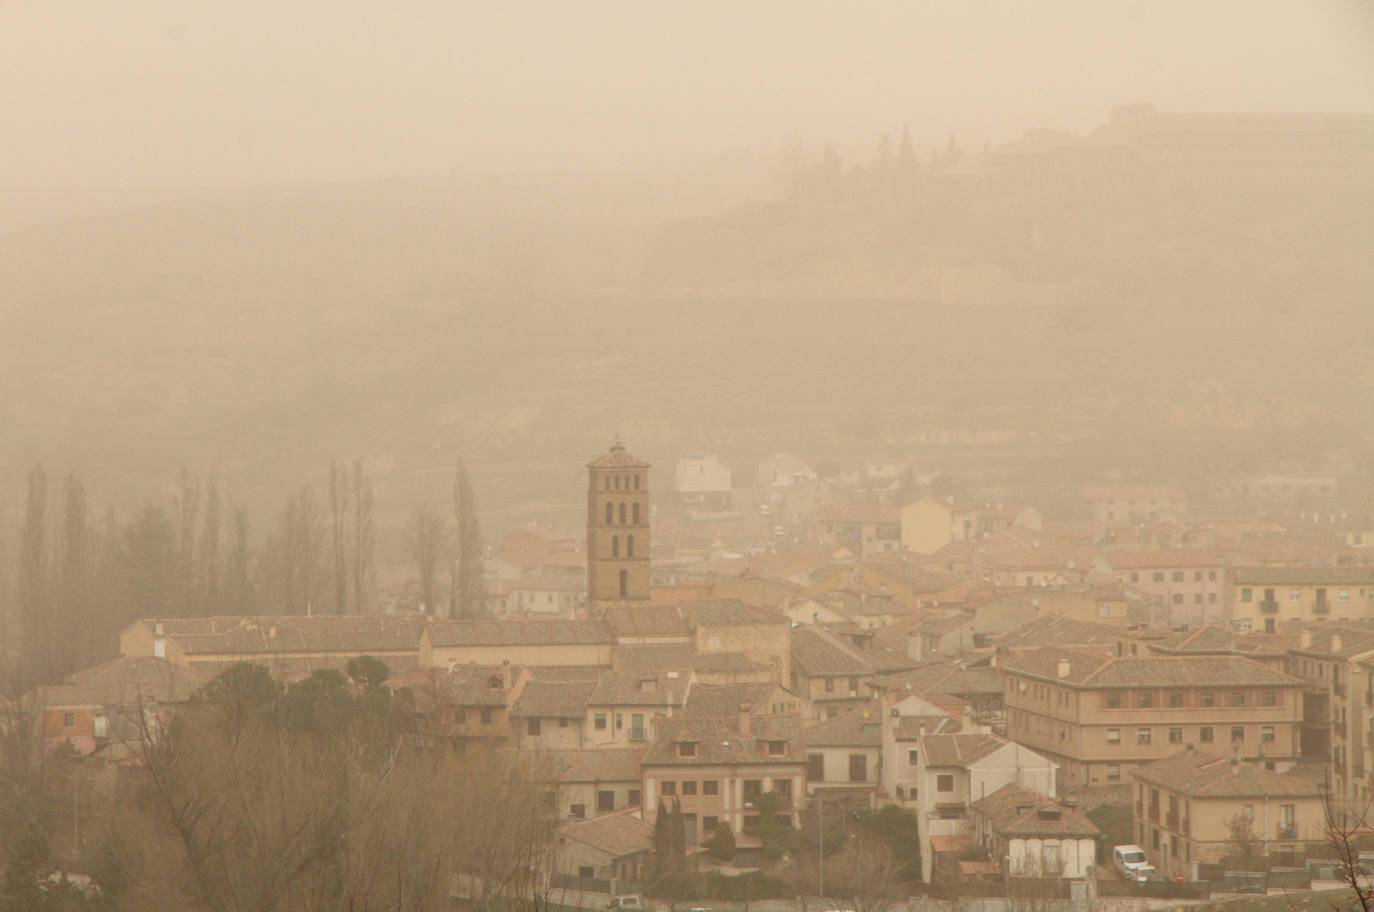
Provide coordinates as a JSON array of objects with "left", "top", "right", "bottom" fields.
[
  {"left": 1057, "top": 658, "right": 1071, "bottom": 679},
  {"left": 738, "top": 703, "right": 752, "bottom": 737},
  {"left": 501, "top": 659, "right": 512, "bottom": 690}
]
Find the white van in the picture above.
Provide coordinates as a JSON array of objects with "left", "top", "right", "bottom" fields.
[{"left": 1113, "top": 845, "right": 1150, "bottom": 880}]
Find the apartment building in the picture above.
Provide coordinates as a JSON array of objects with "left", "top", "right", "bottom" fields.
[
  {"left": 1094, "top": 549, "right": 1228, "bottom": 627},
  {"left": 1232, "top": 567, "right": 1374, "bottom": 632},
  {"left": 998, "top": 647, "right": 1305, "bottom": 788},
  {"left": 1130, "top": 749, "right": 1324, "bottom": 879},
  {"left": 1282, "top": 627, "right": 1374, "bottom": 807}
]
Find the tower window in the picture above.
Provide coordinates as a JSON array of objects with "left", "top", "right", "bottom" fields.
[
  {"left": 627, "top": 534, "right": 634, "bottom": 558},
  {"left": 633, "top": 475, "right": 640, "bottom": 490},
  {"left": 619, "top": 503, "right": 627, "bottom": 524},
  {"left": 615, "top": 475, "right": 621, "bottom": 490},
  {"left": 619, "top": 569, "right": 628, "bottom": 597},
  {"left": 606, "top": 502, "right": 613, "bottom": 525},
  {"left": 612, "top": 535, "right": 619, "bottom": 557},
  {"left": 633, "top": 503, "right": 640, "bottom": 524},
  {"left": 605, "top": 477, "right": 611, "bottom": 490}
]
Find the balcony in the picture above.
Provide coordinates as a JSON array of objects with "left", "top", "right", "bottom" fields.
[
  {"left": 1277, "top": 823, "right": 1296, "bottom": 839},
  {"left": 1166, "top": 812, "right": 1180, "bottom": 830},
  {"left": 1260, "top": 600, "right": 1280, "bottom": 614},
  {"left": 1149, "top": 807, "right": 1160, "bottom": 824},
  {"left": 1314, "top": 600, "right": 1331, "bottom": 615}
]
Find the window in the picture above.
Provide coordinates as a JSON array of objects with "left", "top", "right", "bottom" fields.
[
  {"left": 1106, "top": 693, "right": 1122, "bottom": 708},
  {"left": 605, "top": 503, "right": 613, "bottom": 524},
  {"left": 594, "top": 713, "right": 607, "bottom": 730},
  {"left": 578, "top": 865, "right": 594, "bottom": 878},
  {"left": 1262, "top": 726, "right": 1275, "bottom": 743},
  {"left": 612, "top": 535, "right": 619, "bottom": 557},
  {"left": 1130, "top": 572, "right": 1139, "bottom": 583},
  {"left": 1241, "top": 588, "right": 1252, "bottom": 602},
  {"left": 618, "top": 569, "right": 628, "bottom": 597},
  {"left": 629, "top": 789, "right": 641, "bottom": 806},
  {"left": 1279, "top": 804, "right": 1295, "bottom": 837},
  {"left": 598, "top": 790, "right": 615, "bottom": 812},
  {"left": 702, "top": 815, "right": 718, "bottom": 832},
  {"left": 1152, "top": 829, "right": 1160, "bottom": 849},
  {"left": 1106, "top": 764, "right": 1121, "bottom": 780},
  {"left": 455, "top": 709, "right": 467, "bottom": 725},
  {"left": 1200, "top": 727, "right": 1214, "bottom": 743},
  {"left": 682, "top": 781, "right": 697, "bottom": 796},
  {"left": 678, "top": 741, "right": 696, "bottom": 758},
  {"left": 63, "top": 713, "right": 74, "bottom": 728},
  {"left": 824, "top": 677, "right": 834, "bottom": 693},
  {"left": 571, "top": 805, "right": 586, "bottom": 819},
  {"left": 1200, "top": 692, "right": 1214, "bottom": 707},
  {"left": 1169, "top": 692, "right": 1184, "bottom": 708},
  {"left": 1173, "top": 594, "right": 1183, "bottom": 605},
  {"left": 1231, "top": 726, "right": 1245, "bottom": 742},
  {"left": 743, "top": 780, "right": 762, "bottom": 798},
  {"left": 1230, "top": 692, "right": 1245, "bottom": 707},
  {"left": 1209, "top": 570, "right": 1217, "bottom": 581},
  {"left": 1172, "top": 571, "right": 1184, "bottom": 582},
  {"left": 1340, "top": 588, "right": 1350, "bottom": 602},
  {"left": 1137, "top": 692, "right": 1154, "bottom": 708},
  {"left": 616, "top": 714, "right": 624, "bottom": 730},
  {"left": 615, "top": 475, "right": 622, "bottom": 491},
  {"left": 937, "top": 774, "right": 955, "bottom": 793},
  {"left": 1169, "top": 727, "right": 1183, "bottom": 744},
  {"left": 849, "top": 754, "right": 867, "bottom": 782},
  {"left": 631, "top": 714, "right": 645, "bottom": 741},
  {"left": 908, "top": 749, "right": 920, "bottom": 766},
  {"left": 1194, "top": 593, "right": 1203, "bottom": 604},
  {"left": 627, "top": 535, "right": 635, "bottom": 557},
  {"left": 1137, "top": 728, "right": 1152, "bottom": 745},
  {"left": 1107, "top": 728, "right": 1121, "bottom": 744},
  {"left": 480, "top": 708, "right": 493, "bottom": 725},
  {"left": 661, "top": 781, "right": 677, "bottom": 796},
  {"left": 633, "top": 503, "right": 641, "bottom": 524},
  {"left": 767, "top": 740, "right": 786, "bottom": 756},
  {"left": 633, "top": 475, "right": 640, "bottom": 490},
  {"left": 775, "top": 779, "right": 792, "bottom": 797},
  {"left": 528, "top": 718, "right": 541, "bottom": 736},
  {"left": 1261, "top": 691, "right": 1276, "bottom": 706},
  {"left": 1209, "top": 593, "right": 1217, "bottom": 603},
  {"left": 1194, "top": 570, "right": 1203, "bottom": 582},
  {"left": 1290, "top": 589, "right": 1301, "bottom": 602},
  {"left": 619, "top": 503, "right": 627, "bottom": 524},
  {"left": 702, "top": 780, "right": 719, "bottom": 796}
]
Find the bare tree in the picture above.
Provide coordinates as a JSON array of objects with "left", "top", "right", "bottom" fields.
[
  {"left": 405, "top": 504, "right": 449, "bottom": 616},
  {"left": 1323, "top": 784, "right": 1374, "bottom": 912},
  {"left": 225, "top": 506, "right": 252, "bottom": 615},
  {"left": 1227, "top": 811, "right": 1263, "bottom": 881},
  {"left": 351, "top": 461, "right": 374, "bottom": 615},
  {"left": 451, "top": 458, "right": 484, "bottom": 618},
  {"left": 199, "top": 471, "right": 221, "bottom": 614},
  {"left": 821, "top": 834, "right": 905, "bottom": 912},
  {"left": 19, "top": 464, "right": 50, "bottom": 688},
  {"left": 329, "top": 460, "right": 350, "bottom": 615},
  {"left": 174, "top": 464, "right": 200, "bottom": 614}
]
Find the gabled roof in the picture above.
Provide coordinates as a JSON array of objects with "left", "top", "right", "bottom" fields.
[
  {"left": 511, "top": 679, "right": 598, "bottom": 718},
  {"left": 682, "top": 682, "right": 792, "bottom": 719},
  {"left": 869, "top": 663, "right": 1002, "bottom": 697},
  {"left": 919, "top": 733, "right": 1010, "bottom": 768},
  {"left": 1236, "top": 566, "right": 1374, "bottom": 585},
  {"left": 613, "top": 644, "right": 695, "bottom": 672},
  {"left": 682, "top": 600, "right": 789, "bottom": 627},
  {"left": 56, "top": 655, "right": 206, "bottom": 704},
  {"left": 642, "top": 716, "right": 805, "bottom": 766},
  {"left": 561, "top": 811, "right": 654, "bottom": 858},
  {"left": 791, "top": 626, "right": 876, "bottom": 678},
  {"left": 893, "top": 715, "right": 961, "bottom": 739},
  {"left": 604, "top": 605, "right": 690, "bottom": 638},
  {"left": 804, "top": 703, "right": 883, "bottom": 747},
  {"left": 1131, "top": 750, "right": 1322, "bottom": 798},
  {"left": 132, "top": 614, "right": 427, "bottom": 655},
  {"left": 999, "top": 647, "right": 1305, "bottom": 689},
  {"left": 425, "top": 619, "right": 612, "bottom": 648},
  {"left": 546, "top": 748, "right": 644, "bottom": 783},
  {"left": 588, "top": 672, "right": 691, "bottom": 707},
  {"left": 970, "top": 783, "right": 1101, "bottom": 838},
  {"left": 995, "top": 616, "right": 1122, "bottom": 650}
]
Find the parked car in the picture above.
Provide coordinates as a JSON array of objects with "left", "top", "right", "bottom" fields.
[
  {"left": 608, "top": 896, "right": 643, "bottom": 910},
  {"left": 1113, "top": 845, "right": 1151, "bottom": 881}
]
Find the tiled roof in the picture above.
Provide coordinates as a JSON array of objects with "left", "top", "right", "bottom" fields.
[
  {"left": 1096, "top": 548, "right": 1225, "bottom": 569},
  {"left": 995, "top": 616, "right": 1122, "bottom": 649},
  {"left": 693, "top": 652, "right": 768, "bottom": 673},
  {"left": 1235, "top": 567, "right": 1374, "bottom": 585},
  {"left": 970, "top": 783, "right": 1101, "bottom": 838},
  {"left": 893, "top": 715, "right": 960, "bottom": 739},
  {"left": 546, "top": 748, "right": 645, "bottom": 784},
  {"left": 682, "top": 600, "right": 789, "bottom": 627},
  {"left": 561, "top": 811, "right": 654, "bottom": 857},
  {"left": 512, "top": 679, "right": 597, "bottom": 718},
  {"left": 791, "top": 627, "right": 877, "bottom": 678},
  {"left": 869, "top": 663, "right": 1002, "bottom": 697},
  {"left": 604, "top": 605, "right": 690, "bottom": 638},
  {"left": 135, "top": 614, "right": 426, "bottom": 655},
  {"left": 587, "top": 444, "right": 650, "bottom": 469},
  {"left": 613, "top": 644, "right": 695, "bottom": 672},
  {"left": 642, "top": 716, "right": 805, "bottom": 766},
  {"left": 426, "top": 619, "right": 612, "bottom": 647},
  {"left": 1292, "top": 626, "right": 1374, "bottom": 659},
  {"left": 804, "top": 703, "right": 883, "bottom": 747},
  {"left": 389, "top": 665, "right": 515, "bottom": 710},
  {"left": 56, "top": 656, "right": 206, "bottom": 703},
  {"left": 999, "top": 647, "right": 1305, "bottom": 688},
  {"left": 682, "top": 682, "right": 789, "bottom": 718},
  {"left": 588, "top": 672, "right": 692, "bottom": 707},
  {"left": 1131, "top": 750, "right": 1322, "bottom": 798},
  {"left": 919, "top": 733, "right": 1008, "bottom": 767}
]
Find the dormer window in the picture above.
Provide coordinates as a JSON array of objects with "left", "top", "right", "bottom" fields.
[
  {"left": 678, "top": 741, "right": 697, "bottom": 758},
  {"left": 488, "top": 675, "right": 502, "bottom": 690},
  {"left": 767, "top": 740, "right": 786, "bottom": 756}
]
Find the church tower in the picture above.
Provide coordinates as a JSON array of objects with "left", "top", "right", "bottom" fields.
[{"left": 587, "top": 440, "right": 651, "bottom": 615}]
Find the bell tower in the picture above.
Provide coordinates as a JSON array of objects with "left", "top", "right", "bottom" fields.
[{"left": 587, "top": 439, "right": 651, "bottom": 615}]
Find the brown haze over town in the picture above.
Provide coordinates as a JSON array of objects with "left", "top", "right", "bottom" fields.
[{"left": 2, "top": 2, "right": 1374, "bottom": 907}]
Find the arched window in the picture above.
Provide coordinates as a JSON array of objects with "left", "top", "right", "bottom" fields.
[
  {"left": 618, "top": 569, "right": 628, "bottom": 597},
  {"left": 605, "top": 476, "right": 611, "bottom": 490},
  {"left": 612, "top": 535, "right": 620, "bottom": 557},
  {"left": 619, "top": 503, "right": 627, "bottom": 524},
  {"left": 633, "top": 475, "right": 640, "bottom": 491},
  {"left": 633, "top": 502, "right": 641, "bottom": 525},
  {"left": 615, "top": 475, "right": 621, "bottom": 491},
  {"left": 605, "top": 502, "right": 613, "bottom": 525},
  {"left": 627, "top": 534, "right": 635, "bottom": 558}
]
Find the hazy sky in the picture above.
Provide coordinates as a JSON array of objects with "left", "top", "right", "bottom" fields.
[{"left": 4, "top": 0, "right": 1373, "bottom": 192}]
